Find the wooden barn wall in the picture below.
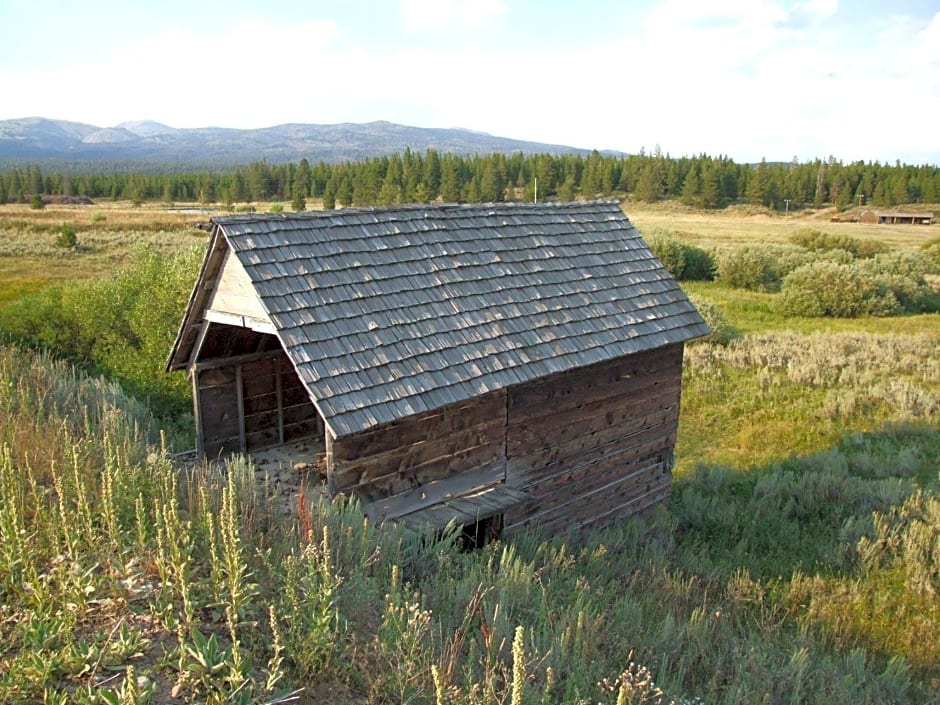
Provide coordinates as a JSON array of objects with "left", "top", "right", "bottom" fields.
[
  {"left": 503, "top": 343, "right": 685, "bottom": 536},
  {"left": 329, "top": 390, "right": 507, "bottom": 505},
  {"left": 197, "top": 350, "right": 322, "bottom": 458}
]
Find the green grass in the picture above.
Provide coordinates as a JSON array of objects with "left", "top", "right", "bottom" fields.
[{"left": 682, "top": 281, "right": 940, "bottom": 335}]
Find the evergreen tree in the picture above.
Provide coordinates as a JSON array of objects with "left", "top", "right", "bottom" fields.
[
  {"left": 891, "top": 175, "right": 910, "bottom": 205},
  {"left": 701, "top": 166, "right": 720, "bottom": 209},
  {"left": 745, "top": 159, "right": 768, "bottom": 205},
  {"left": 479, "top": 155, "right": 506, "bottom": 202},
  {"left": 291, "top": 164, "right": 307, "bottom": 210},
  {"left": 439, "top": 158, "right": 461, "bottom": 202},
  {"left": 634, "top": 163, "right": 658, "bottom": 202},
  {"left": 423, "top": 149, "right": 441, "bottom": 200},
  {"left": 921, "top": 174, "right": 937, "bottom": 204},
  {"left": 322, "top": 178, "right": 337, "bottom": 210},
  {"left": 557, "top": 176, "right": 577, "bottom": 202},
  {"left": 680, "top": 167, "right": 700, "bottom": 206},
  {"left": 337, "top": 174, "right": 354, "bottom": 207}
]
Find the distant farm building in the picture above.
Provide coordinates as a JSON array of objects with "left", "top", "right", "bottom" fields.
[
  {"left": 860, "top": 210, "right": 934, "bottom": 225},
  {"left": 167, "top": 201, "right": 708, "bottom": 538}
]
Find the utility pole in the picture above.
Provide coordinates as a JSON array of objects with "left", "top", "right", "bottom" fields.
[
  {"left": 857, "top": 193, "right": 863, "bottom": 209},
  {"left": 784, "top": 198, "right": 791, "bottom": 215}
]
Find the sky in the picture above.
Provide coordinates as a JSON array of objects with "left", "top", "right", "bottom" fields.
[{"left": 1, "top": 0, "right": 939, "bottom": 164}]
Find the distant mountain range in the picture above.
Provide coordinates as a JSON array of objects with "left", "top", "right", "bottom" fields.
[{"left": 0, "top": 117, "right": 603, "bottom": 170}]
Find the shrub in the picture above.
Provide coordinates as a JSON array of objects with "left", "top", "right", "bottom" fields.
[
  {"left": 54, "top": 224, "right": 77, "bottom": 249},
  {"left": 646, "top": 233, "right": 715, "bottom": 281},
  {"left": 789, "top": 228, "right": 888, "bottom": 259},
  {"left": 687, "top": 295, "right": 739, "bottom": 345},
  {"left": 29, "top": 193, "right": 44, "bottom": 210},
  {"left": 778, "top": 261, "right": 875, "bottom": 317},
  {"left": 269, "top": 202, "right": 284, "bottom": 214},
  {"left": 864, "top": 250, "right": 939, "bottom": 313},
  {"left": 923, "top": 237, "right": 940, "bottom": 268},
  {"left": 716, "top": 246, "right": 779, "bottom": 291},
  {"left": 0, "top": 244, "right": 204, "bottom": 419}
]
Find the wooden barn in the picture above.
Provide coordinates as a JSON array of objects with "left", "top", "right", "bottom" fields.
[
  {"left": 860, "top": 210, "right": 934, "bottom": 225},
  {"left": 166, "top": 201, "right": 709, "bottom": 537}
]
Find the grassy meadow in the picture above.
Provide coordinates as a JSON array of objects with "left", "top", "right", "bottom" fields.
[{"left": 0, "top": 199, "right": 938, "bottom": 704}]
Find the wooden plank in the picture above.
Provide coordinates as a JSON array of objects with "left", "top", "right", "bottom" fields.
[
  {"left": 507, "top": 386, "right": 681, "bottom": 457},
  {"left": 506, "top": 482, "right": 671, "bottom": 537},
  {"left": 508, "top": 346, "right": 684, "bottom": 424},
  {"left": 506, "top": 413, "right": 678, "bottom": 481},
  {"left": 335, "top": 436, "right": 506, "bottom": 500},
  {"left": 193, "top": 369, "right": 205, "bottom": 457},
  {"left": 363, "top": 462, "right": 506, "bottom": 522},
  {"left": 244, "top": 391, "right": 280, "bottom": 416},
  {"left": 326, "top": 430, "right": 336, "bottom": 496},
  {"left": 199, "top": 366, "right": 237, "bottom": 388},
  {"left": 208, "top": 248, "right": 271, "bottom": 322},
  {"left": 236, "top": 364, "right": 246, "bottom": 452},
  {"left": 397, "top": 485, "right": 531, "bottom": 530},
  {"left": 283, "top": 418, "right": 320, "bottom": 443},
  {"left": 331, "top": 390, "right": 506, "bottom": 461},
  {"left": 331, "top": 418, "right": 505, "bottom": 493},
  {"left": 283, "top": 401, "right": 317, "bottom": 426},
  {"left": 282, "top": 385, "right": 311, "bottom": 407},
  {"left": 194, "top": 349, "right": 282, "bottom": 373},
  {"left": 508, "top": 447, "right": 669, "bottom": 524},
  {"left": 275, "top": 355, "right": 285, "bottom": 444},
  {"left": 241, "top": 360, "right": 277, "bottom": 397},
  {"left": 505, "top": 459, "right": 671, "bottom": 535},
  {"left": 204, "top": 309, "right": 276, "bottom": 334}
]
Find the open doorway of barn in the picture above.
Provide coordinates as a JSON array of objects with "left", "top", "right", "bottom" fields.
[{"left": 189, "top": 323, "right": 325, "bottom": 466}]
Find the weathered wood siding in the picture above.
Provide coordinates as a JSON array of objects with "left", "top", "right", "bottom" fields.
[
  {"left": 503, "top": 343, "right": 684, "bottom": 536},
  {"left": 197, "top": 350, "right": 322, "bottom": 458},
  {"left": 329, "top": 390, "right": 507, "bottom": 505},
  {"left": 207, "top": 248, "right": 271, "bottom": 325}
]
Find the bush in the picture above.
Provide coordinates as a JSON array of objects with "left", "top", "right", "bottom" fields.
[
  {"left": 54, "top": 224, "right": 77, "bottom": 249},
  {"left": 778, "top": 261, "right": 875, "bottom": 317},
  {"left": 646, "top": 233, "right": 715, "bottom": 281},
  {"left": 789, "top": 228, "right": 889, "bottom": 259},
  {"left": 687, "top": 295, "right": 739, "bottom": 345},
  {"left": 0, "top": 244, "right": 204, "bottom": 418},
  {"left": 716, "top": 246, "right": 780, "bottom": 291},
  {"left": 923, "top": 237, "right": 940, "bottom": 268},
  {"left": 864, "top": 250, "right": 939, "bottom": 313}
]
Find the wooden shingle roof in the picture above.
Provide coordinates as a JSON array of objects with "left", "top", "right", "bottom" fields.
[{"left": 168, "top": 201, "right": 709, "bottom": 437}]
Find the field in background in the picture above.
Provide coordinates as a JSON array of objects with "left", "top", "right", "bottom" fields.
[
  {"left": 628, "top": 201, "right": 938, "bottom": 250},
  {"left": 0, "top": 203, "right": 208, "bottom": 307},
  {"left": 0, "top": 199, "right": 938, "bottom": 703}
]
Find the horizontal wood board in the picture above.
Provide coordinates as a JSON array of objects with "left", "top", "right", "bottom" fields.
[{"left": 504, "top": 345, "right": 683, "bottom": 534}]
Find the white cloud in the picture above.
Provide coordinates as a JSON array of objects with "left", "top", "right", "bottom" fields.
[
  {"left": 2, "top": 1, "right": 937, "bottom": 164},
  {"left": 400, "top": 0, "right": 507, "bottom": 32}
]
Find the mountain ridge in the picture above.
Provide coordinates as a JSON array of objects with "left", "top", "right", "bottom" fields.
[{"left": 0, "top": 117, "right": 608, "bottom": 170}]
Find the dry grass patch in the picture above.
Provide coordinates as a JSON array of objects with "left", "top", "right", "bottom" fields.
[{"left": 627, "top": 203, "right": 938, "bottom": 250}]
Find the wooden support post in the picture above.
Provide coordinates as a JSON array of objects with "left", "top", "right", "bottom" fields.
[
  {"left": 325, "top": 429, "right": 336, "bottom": 497},
  {"left": 235, "top": 364, "right": 246, "bottom": 452},
  {"left": 275, "top": 355, "right": 285, "bottom": 445},
  {"left": 191, "top": 367, "right": 205, "bottom": 457}
]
